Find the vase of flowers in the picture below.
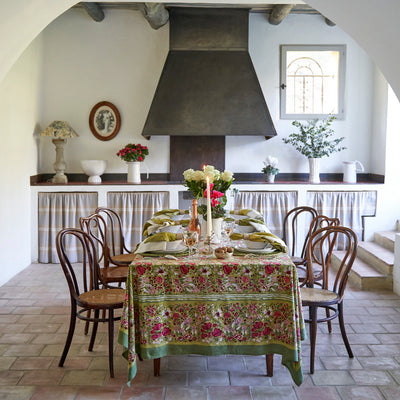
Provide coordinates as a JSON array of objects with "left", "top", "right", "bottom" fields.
[
  {"left": 116, "top": 143, "right": 149, "bottom": 183},
  {"left": 183, "top": 165, "right": 234, "bottom": 238},
  {"left": 262, "top": 156, "right": 279, "bottom": 183},
  {"left": 282, "top": 116, "right": 346, "bottom": 184}
]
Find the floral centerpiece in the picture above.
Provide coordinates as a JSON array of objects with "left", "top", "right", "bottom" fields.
[
  {"left": 183, "top": 165, "right": 234, "bottom": 219},
  {"left": 116, "top": 143, "right": 149, "bottom": 162}
]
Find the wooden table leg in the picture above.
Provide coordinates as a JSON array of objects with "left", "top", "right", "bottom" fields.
[
  {"left": 266, "top": 354, "right": 273, "bottom": 377},
  {"left": 153, "top": 358, "right": 160, "bottom": 376}
]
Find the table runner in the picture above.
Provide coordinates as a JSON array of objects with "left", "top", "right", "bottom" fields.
[{"left": 118, "top": 252, "right": 306, "bottom": 386}]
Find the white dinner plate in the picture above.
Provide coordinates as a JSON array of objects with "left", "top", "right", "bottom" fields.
[
  {"left": 150, "top": 244, "right": 188, "bottom": 254},
  {"left": 236, "top": 245, "right": 276, "bottom": 254}
]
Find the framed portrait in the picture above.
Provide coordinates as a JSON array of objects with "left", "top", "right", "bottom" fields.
[{"left": 89, "top": 101, "right": 121, "bottom": 141}]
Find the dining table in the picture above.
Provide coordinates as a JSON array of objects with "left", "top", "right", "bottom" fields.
[{"left": 117, "top": 249, "right": 306, "bottom": 386}]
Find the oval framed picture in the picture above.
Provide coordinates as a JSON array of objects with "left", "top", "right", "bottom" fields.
[{"left": 89, "top": 101, "right": 121, "bottom": 141}]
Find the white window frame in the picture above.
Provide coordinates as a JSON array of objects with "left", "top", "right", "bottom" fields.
[{"left": 280, "top": 44, "right": 346, "bottom": 120}]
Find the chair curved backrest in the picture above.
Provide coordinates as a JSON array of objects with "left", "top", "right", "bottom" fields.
[
  {"left": 306, "top": 225, "right": 358, "bottom": 298},
  {"left": 95, "top": 207, "right": 130, "bottom": 256},
  {"left": 79, "top": 213, "right": 108, "bottom": 265},
  {"left": 283, "top": 206, "right": 318, "bottom": 260},
  {"left": 56, "top": 228, "right": 102, "bottom": 300}
]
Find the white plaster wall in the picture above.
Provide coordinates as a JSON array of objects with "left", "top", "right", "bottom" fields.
[
  {"left": 39, "top": 8, "right": 170, "bottom": 175},
  {"left": 0, "top": 36, "right": 43, "bottom": 286},
  {"left": 39, "top": 9, "right": 384, "bottom": 177},
  {"left": 230, "top": 12, "right": 381, "bottom": 174}
]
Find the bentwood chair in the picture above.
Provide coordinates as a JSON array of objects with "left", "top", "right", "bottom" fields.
[
  {"left": 56, "top": 228, "right": 125, "bottom": 377},
  {"left": 301, "top": 225, "right": 358, "bottom": 374},
  {"left": 95, "top": 207, "right": 136, "bottom": 266},
  {"left": 79, "top": 213, "right": 129, "bottom": 284},
  {"left": 283, "top": 206, "right": 318, "bottom": 280},
  {"left": 299, "top": 215, "right": 340, "bottom": 286}
]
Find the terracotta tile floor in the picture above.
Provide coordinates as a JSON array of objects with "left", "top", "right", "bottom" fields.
[{"left": 1, "top": 263, "right": 400, "bottom": 399}]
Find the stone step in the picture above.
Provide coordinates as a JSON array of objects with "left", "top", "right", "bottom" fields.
[
  {"left": 374, "top": 231, "right": 397, "bottom": 252},
  {"left": 356, "top": 241, "right": 394, "bottom": 275},
  {"left": 331, "top": 251, "right": 393, "bottom": 291}
]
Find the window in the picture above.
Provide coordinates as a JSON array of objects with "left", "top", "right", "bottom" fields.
[{"left": 280, "top": 45, "right": 346, "bottom": 119}]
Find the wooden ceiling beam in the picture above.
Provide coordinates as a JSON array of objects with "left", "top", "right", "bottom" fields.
[
  {"left": 268, "top": 4, "right": 295, "bottom": 25},
  {"left": 81, "top": 2, "right": 105, "bottom": 22},
  {"left": 139, "top": 3, "right": 169, "bottom": 30}
]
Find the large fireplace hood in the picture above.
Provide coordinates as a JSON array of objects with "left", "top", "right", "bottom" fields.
[{"left": 142, "top": 7, "right": 277, "bottom": 139}]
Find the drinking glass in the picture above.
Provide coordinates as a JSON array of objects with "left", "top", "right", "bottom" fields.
[
  {"left": 183, "top": 230, "right": 199, "bottom": 258},
  {"left": 222, "top": 220, "right": 236, "bottom": 245}
]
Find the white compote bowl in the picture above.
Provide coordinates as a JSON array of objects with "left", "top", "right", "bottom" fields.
[{"left": 80, "top": 160, "right": 107, "bottom": 183}]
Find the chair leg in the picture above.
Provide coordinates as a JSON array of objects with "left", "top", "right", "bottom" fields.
[
  {"left": 154, "top": 358, "right": 160, "bottom": 376},
  {"left": 338, "top": 302, "right": 353, "bottom": 358},
  {"left": 309, "top": 306, "right": 318, "bottom": 374},
  {"left": 325, "top": 307, "right": 332, "bottom": 333},
  {"left": 108, "top": 308, "right": 115, "bottom": 378},
  {"left": 88, "top": 309, "right": 99, "bottom": 352},
  {"left": 84, "top": 310, "right": 91, "bottom": 335},
  {"left": 59, "top": 306, "right": 77, "bottom": 367},
  {"left": 266, "top": 354, "right": 273, "bottom": 377}
]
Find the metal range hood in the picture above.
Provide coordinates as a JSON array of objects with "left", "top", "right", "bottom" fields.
[{"left": 142, "top": 7, "right": 277, "bottom": 139}]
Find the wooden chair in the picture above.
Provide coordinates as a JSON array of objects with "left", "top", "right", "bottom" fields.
[
  {"left": 56, "top": 228, "right": 125, "bottom": 377},
  {"left": 79, "top": 213, "right": 129, "bottom": 284},
  {"left": 301, "top": 225, "right": 358, "bottom": 374},
  {"left": 95, "top": 207, "right": 137, "bottom": 266},
  {"left": 282, "top": 206, "right": 318, "bottom": 280}
]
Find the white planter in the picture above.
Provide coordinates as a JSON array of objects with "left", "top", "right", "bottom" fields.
[
  {"left": 265, "top": 173, "right": 275, "bottom": 183},
  {"left": 308, "top": 158, "right": 320, "bottom": 184},
  {"left": 127, "top": 161, "right": 141, "bottom": 184}
]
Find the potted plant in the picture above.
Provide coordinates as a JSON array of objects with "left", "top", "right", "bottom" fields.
[
  {"left": 116, "top": 143, "right": 149, "bottom": 183},
  {"left": 262, "top": 156, "right": 279, "bottom": 183},
  {"left": 282, "top": 116, "right": 346, "bottom": 183}
]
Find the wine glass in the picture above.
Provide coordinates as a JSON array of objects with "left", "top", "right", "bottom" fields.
[
  {"left": 183, "top": 230, "right": 199, "bottom": 258},
  {"left": 222, "top": 220, "right": 236, "bottom": 245}
]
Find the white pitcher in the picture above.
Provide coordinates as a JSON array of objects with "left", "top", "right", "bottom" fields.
[{"left": 343, "top": 160, "right": 364, "bottom": 183}]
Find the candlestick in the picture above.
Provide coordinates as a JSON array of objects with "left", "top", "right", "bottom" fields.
[{"left": 206, "top": 176, "right": 212, "bottom": 237}]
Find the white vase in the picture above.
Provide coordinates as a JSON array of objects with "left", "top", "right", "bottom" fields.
[
  {"left": 212, "top": 217, "right": 223, "bottom": 241},
  {"left": 308, "top": 158, "right": 320, "bottom": 184},
  {"left": 127, "top": 161, "right": 141, "bottom": 184},
  {"left": 265, "top": 173, "right": 275, "bottom": 183}
]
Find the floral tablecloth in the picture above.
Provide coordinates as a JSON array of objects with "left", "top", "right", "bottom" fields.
[{"left": 118, "top": 252, "right": 306, "bottom": 386}]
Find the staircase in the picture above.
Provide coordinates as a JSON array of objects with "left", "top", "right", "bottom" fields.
[{"left": 331, "top": 231, "right": 395, "bottom": 290}]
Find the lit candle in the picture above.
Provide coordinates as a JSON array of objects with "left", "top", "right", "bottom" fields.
[{"left": 206, "top": 176, "right": 212, "bottom": 237}]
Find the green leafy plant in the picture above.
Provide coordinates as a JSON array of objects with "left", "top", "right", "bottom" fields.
[
  {"left": 282, "top": 116, "right": 346, "bottom": 158},
  {"left": 261, "top": 156, "right": 279, "bottom": 175}
]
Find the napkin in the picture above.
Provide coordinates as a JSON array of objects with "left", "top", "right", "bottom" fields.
[
  {"left": 153, "top": 209, "right": 189, "bottom": 217},
  {"left": 238, "top": 218, "right": 271, "bottom": 233},
  {"left": 142, "top": 217, "right": 190, "bottom": 237},
  {"left": 230, "top": 209, "right": 264, "bottom": 221},
  {"left": 230, "top": 232, "right": 288, "bottom": 253},
  {"left": 135, "top": 232, "right": 184, "bottom": 254}
]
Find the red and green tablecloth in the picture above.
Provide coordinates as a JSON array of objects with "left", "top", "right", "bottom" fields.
[{"left": 118, "top": 252, "right": 306, "bottom": 386}]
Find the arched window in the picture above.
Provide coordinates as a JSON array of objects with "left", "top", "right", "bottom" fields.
[{"left": 281, "top": 45, "right": 346, "bottom": 119}]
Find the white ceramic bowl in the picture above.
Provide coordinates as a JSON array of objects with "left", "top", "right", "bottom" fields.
[
  {"left": 80, "top": 160, "right": 107, "bottom": 183},
  {"left": 237, "top": 225, "right": 256, "bottom": 233},
  {"left": 243, "top": 240, "right": 267, "bottom": 250}
]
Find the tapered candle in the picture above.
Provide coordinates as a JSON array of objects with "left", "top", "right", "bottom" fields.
[{"left": 206, "top": 176, "right": 212, "bottom": 237}]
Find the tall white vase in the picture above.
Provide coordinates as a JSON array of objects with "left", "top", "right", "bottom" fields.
[
  {"left": 127, "top": 161, "right": 141, "bottom": 184},
  {"left": 308, "top": 158, "right": 320, "bottom": 184},
  {"left": 212, "top": 217, "right": 223, "bottom": 241}
]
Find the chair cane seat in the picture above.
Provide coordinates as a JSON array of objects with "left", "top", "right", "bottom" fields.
[
  {"left": 111, "top": 253, "right": 137, "bottom": 264},
  {"left": 301, "top": 287, "right": 339, "bottom": 304},
  {"left": 100, "top": 266, "right": 128, "bottom": 282},
  {"left": 79, "top": 288, "right": 126, "bottom": 307}
]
